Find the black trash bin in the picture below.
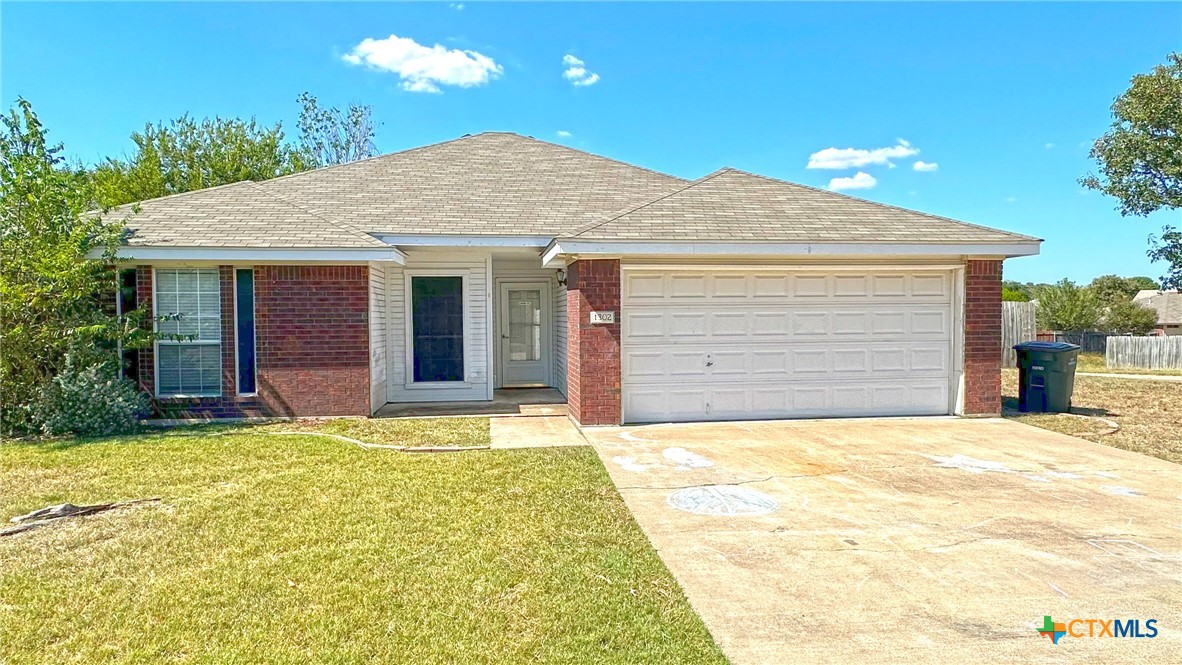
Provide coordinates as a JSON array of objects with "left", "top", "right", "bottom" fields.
[{"left": 1013, "top": 341, "right": 1081, "bottom": 413}]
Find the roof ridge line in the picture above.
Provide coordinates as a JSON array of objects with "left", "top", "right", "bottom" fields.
[
  {"left": 568, "top": 168, "right": 735, "bottom": 238},
  {"left": 504, "top": 133, "right": 689, "bottom": 185},
  {"left": 243, "top": 182, "right": 385, "bottom": 247},
  {"left": 259, "top": 132, "right": 492, "bottom": 186},
  {"left": 721, "top": 167, "right": 1041, "bottom": 243}
]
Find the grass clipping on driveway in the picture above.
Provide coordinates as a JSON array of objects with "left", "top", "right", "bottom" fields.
[
  {"left": 1003, "top": 369, "right": 1182, "bottom": 464},
  {"left": 0, "top": 426, "right": 724, "bottom": 664}
]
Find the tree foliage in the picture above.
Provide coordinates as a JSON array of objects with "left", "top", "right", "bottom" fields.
[
  {"left": 1101, "top": 299, "right": 1159, "bottom": 335},
  {"left": 1035, "top": 280, "right": 1101, "bottom": 332},
  {"left": 1002, "top": 287, "right": 1030, "bottom": 302},
  {"left": 89, "top": 94, "right": 379, "bottom": 208},
  {"left": 1081, "top": 53, "right": 1182, "bottom": 289},
  {"left": 1148, "top": 226, "right": 1182, "bottom": 290},
  {"left": 0, "top": 99, "right": 142, "bottom": 434},
  {"left": 92, "top": 115, "right": 303, "bottom": 208},
  {"left": 1088, "top": 274, "right": 1160, "bottom": 304},
  {"left": 295, "top": 92, "right": 378, "bottom": 169},
  {"left": 1081, "top": 53, "right": 1182, "bottom": 216}
]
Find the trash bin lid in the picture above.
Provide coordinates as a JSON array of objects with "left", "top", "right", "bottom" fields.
[{"left": 1013, "top": 341, "right": 1080, "bottom": 352}]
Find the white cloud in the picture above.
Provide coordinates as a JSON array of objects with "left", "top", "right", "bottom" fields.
[
  {"left": 449, "top": 2, "right": 464, "bottom": 10},
  {"left": 562, "top": 54, "right": 600, "bottom": 87},
  {"left": 1005, "top": 196, "right": 1018, "bottom": 204},
  {"left": 342, "top": 34, "right": 502, "bottom": 93},
  {"left": 828, "top": 172, "right": 877, "bottom": 191},
  {"left": 556, "top": 130, "right": 572, "bottom": 138},
  {"left": 807, "top": 139, "right": 918, "bottom": 170},
  {"left": 913, "top": 160, "right": 939, "bottom": 172},
  {"left": 1045, "top": 142, "right": 1055, "bottom": 149}
]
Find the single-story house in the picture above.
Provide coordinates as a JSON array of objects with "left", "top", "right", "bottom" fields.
[
  {"left": 101, "top": 132, "right": 1040, "bottom": 425},
  {"left": 1132, "top": 289, "right": 1182, "bottom": 336}
]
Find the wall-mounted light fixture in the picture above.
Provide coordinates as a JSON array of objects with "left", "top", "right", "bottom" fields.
[{"left": 556, "top": 268, "right": 567, "bottom": 287}]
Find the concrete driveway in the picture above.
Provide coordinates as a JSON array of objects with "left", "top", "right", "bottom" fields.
[{"left": 583, "top": 418, "right": 1181, "bottom": 664}]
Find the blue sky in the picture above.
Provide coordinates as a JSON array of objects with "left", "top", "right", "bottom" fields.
[{"left": 4, "top": 2, "right": 1180, "bottom": 284}]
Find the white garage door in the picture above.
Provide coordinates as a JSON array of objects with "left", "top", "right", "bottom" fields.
[{"left": 621, "top": 267, "right": 956, "bottom": 423}]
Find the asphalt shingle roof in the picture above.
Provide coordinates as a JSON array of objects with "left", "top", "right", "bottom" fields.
[
  {"left": 117, "top": 133, "right": 1037, "bottom": 249},
  {"left": 258, "top": 132, "right": 686, "bottom": 238},
  {"left": 121, "top": 181, "right": 387, "bottom": 249},
  {"left": 566, "top": 168, "right": 1039, "bottom": 244}
]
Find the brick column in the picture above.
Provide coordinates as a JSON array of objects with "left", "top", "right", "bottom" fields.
[
  {"left": 963, "top": 259, "right": 1002, "bottom": 415},
  {"left": 566, "top": 259, "right": 622, "bottom": 425}
]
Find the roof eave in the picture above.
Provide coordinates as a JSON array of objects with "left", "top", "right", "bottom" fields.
[
  {"left": 541, "top": 239, "right": 1041, "bottom": 267},
  {"left": 87, "top": 246, "right": 408, "bottom": 265}
]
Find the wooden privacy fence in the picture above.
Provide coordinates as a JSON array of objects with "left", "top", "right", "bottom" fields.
[
  {"left": 1106, "top": 336, "right": 1182, "bottom": 370},
  {"left": 1001, "top": 301, "right": 1037, "bottom": 367},
  {"left": 1049, "top": 331, "right": 1109, "bottom": 353}
]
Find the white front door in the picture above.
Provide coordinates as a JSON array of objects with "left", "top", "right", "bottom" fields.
[
  {"left": 621, "top": 267, "right": 956, "bottom": 423},
  {"left": 499, "top": 281, "right": 551, "bottom": 387}
]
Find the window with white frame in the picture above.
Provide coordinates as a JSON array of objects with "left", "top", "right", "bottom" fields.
[{"left": 155, "top": 268, "right": 222, "bottom": 396}]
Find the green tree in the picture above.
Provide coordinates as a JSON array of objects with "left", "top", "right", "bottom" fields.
[
  {"left": 0, "top": 99, "right": 143, "bottom": 434},
  {"left": 1001, "top": 280, "right": 1033, "bottom": 301},
  {"left": 1101, "top": 299, "right": 1159, "bottom": 334},
  {"left": 1002, "top": 287, "right": 1030, "bottom": 302},
  {"left": 1035, "top": 279, "right": 1101, "bottom": 332},
  {"left": 92, "top": 115, "right": 303, "bottom": 207},
  {"left": 1088, "top": 274, "right": 1161, "bottom": 304},
  {"left": 295, "top": 92, "right": 378, "bottom": 169},
  {"left": 1081, "top": 53, "right": 1182, "bottom": 288}
]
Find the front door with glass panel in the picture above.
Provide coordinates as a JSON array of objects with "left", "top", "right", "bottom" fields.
[{"left": 499, "top": 282, "right": 551, "bottom": 387}]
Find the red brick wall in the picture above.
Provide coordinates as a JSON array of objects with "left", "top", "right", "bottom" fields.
[
  {"left": 134, "top": 264, "right": 370, "bottom": 418},
  {"left": 964, "top": 259, "right": 1003, "bottom": 415},
  {"left": 255, "top": 265, "right": 370, "bottom": 417},
  {"left": 566, "top": 259, "right": 622, "bottom": 425}
]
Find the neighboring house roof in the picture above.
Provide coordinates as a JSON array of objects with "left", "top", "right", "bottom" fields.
[
  {"left": 1133, "top": 290, "right": 1182, "bottom": 325},
  {"left": 566, "top": 168, "right": 1038, "bottom": 244},
  {"left": 111, "top": 132, "right": 1038, "bottom": 253}
]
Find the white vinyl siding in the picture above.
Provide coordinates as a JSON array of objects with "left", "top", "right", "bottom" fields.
[
  {"left": 621, "top": 265, "right": 956, "bottom": 423},
  {"left": 387, "top": 251, "right": 490, "bottom": 402},
  {"left": 553, "top": 277, "right": 567, "bottom": 396},
  {"left": 155, "top": 268, "right": 222, "bottom": 397},
  {"left": 369, "top": 262, "right": 388, "bottom": 414}
]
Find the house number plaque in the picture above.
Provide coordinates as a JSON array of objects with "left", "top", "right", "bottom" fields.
[{"left": 589, "top": 311, "right": 615, "bottom": 324}]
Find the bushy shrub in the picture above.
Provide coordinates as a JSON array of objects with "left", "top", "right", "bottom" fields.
[{"left": 32, "top": 360, "right": 148, "bottom": 437}]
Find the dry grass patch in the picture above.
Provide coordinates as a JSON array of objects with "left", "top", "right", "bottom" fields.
[
  {"left": 1076, "top": 352, "right": 1182, "bottom": 376},
  {"left": 0, "top": 428, "right": 724, "bottom": 664},
  {"left": 255, "top": 415, "right": 491, "bottom": 447},
  {"left": 1003, "top": 369, "right": 1182, "bottom": 464}
]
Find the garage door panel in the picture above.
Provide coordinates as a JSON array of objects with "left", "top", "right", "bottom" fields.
[
  {"left": 622, "top": 267, "right": 955, "bottom": 423},
  {"left": 624, "top": 271, "right": 952, "bottom": 305},
  {"left": 625, "top": 344, "right": 949, "bottom": 384},
  {"left": 626, "top": 306, "right": 950, "bottom": 344},
  {"left": 624, "top": 381, "right": 951, "bottom": 423}
]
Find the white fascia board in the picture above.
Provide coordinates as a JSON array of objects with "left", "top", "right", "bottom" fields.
[
  {"left": 373, "top": 234, "right": 553, "bottom": 248},
  {"left": 543, "top": 240, "right": 1040, "bottom": 265},
  {"left": 92, "top": 246, "right": 407, "bottom": 264}
]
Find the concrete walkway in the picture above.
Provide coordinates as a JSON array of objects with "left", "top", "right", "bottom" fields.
[
  {"left": 584, "top": 417, "right": 1181, "bottom": 664},
  {"left": 1076, "top": 371, "right": 1182, "bottom": 382},
  {"left": 489, "top": 415, "right": 587, "bottom": 449}
]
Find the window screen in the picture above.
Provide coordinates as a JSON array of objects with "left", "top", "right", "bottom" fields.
[
  {"left": 155, "top": 268, "right": 222, "bottom": 396},
  {"left": 411, "top": 276, "right": 464, "bottom": 382}
]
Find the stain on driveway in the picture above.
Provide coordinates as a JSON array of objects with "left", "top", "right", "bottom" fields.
[{"left": 583, "top": 418, "right": 1182, "bottom": 664}]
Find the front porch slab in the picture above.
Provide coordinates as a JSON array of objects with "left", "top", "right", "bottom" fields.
[{"left": 374, "top": 388, "right": 567, "bottom": 418}]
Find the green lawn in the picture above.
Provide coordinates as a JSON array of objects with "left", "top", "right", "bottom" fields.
[{"left": 0, "top": 423, "right": 725, "bottom": 664}]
